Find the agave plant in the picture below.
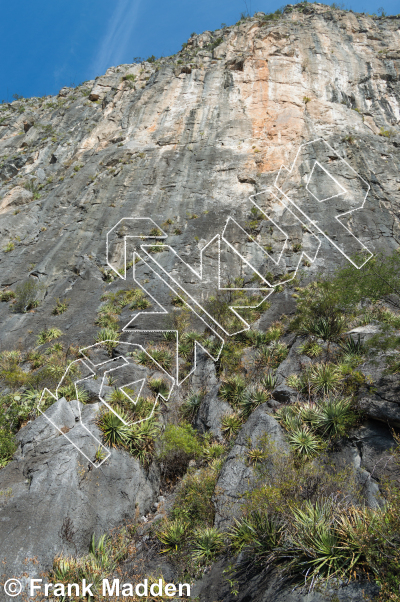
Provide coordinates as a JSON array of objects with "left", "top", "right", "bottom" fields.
[
  {"left": 339, "top": 335, "right": 364, "bottom": 355},
  {"left": 307, "top": 363, "right": 343, "bottom": 395},
  {"left": 221, "top": 413, "right": 242, "bottom": 440},
  {"left": 246, "top": 447, "right": 265, "bottom": 466},
  {"left": 202, "top": 442, "right": 225, "bottom": 462},
  {"left": 229, "top": 510, "right": 282, "bottom": 560},
  {"left": 314, "top": 396, "right": 354, "bottom": 437},
  {"left": 240, "top": 386, "right": 270, "bottom": 419},
  {"left": 305, "top": 314, "right": 346, "bottom": 342},
  {"left": 219, "top": 375, "right": 246, "bottom": 406},
  {"left": 288, "top": 426, "right": 323, "bottom": 459},
  {"left": 192, "top": 526, "right": 224, "bottom": 561},
  {"left": 275, "top": 405, "right": 302, "bottom": 431},
  {"left": 98, "top": 409, "right": 131, "bottom": 447},
  {"left": 261, "top": 371, "right": 277, "bottom": 391},
  {"left": 147, "top": 347, "right": 173, "bottom": 370},
  {"left": 298, "top": 339, "right": 323, "bottom": 358},
  {"left": 58, "top": 384, "right": 89, "bottom": 403},
  {"left": 148, "top": 378, "right": 169, "bottom": 397},
  {"left": 180, "top": 390, "right": 204, "bottom": 420},
  {"left": 126, "top": 418, "right": 160, "bottom": 464},
  {"left": 298, "top": 402, "right": 319, "bottom": 427},
  {"left": 158, "top": 519, "right": 188, "bottom": 552},
  {"left": 95, "top": 328, "right": 120, "bottom": 354},
  {"left": 37, "top": 327, "right": 63, "bottom": 345},
  {"left": 282, "top": 498, "right": 362, "bottom": 582}
]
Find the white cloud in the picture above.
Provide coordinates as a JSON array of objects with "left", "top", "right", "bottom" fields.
[{"left": 92, "top": 0, "right": 141, "bottom": 76}]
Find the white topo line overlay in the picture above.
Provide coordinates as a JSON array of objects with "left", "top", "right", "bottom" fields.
[{"left": 38, "top": 137, "right": 373, "bottom": 466}]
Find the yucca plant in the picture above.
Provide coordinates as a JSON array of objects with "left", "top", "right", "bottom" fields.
[
  {"left": 298, "top": 339, "right": 323, "bottom": 358},
  {"left": 305, "top": 314, "right": 346, "bottom": 342},
  {"left": 221, "top": 413, "right": 242, "bottom": 440},
  {"left": 314, "top": 396, "right": 354, "bottom": 437},
  {"left": 219, "top": 375, "right": 246, "bottom": 406},
  {"left": 126, "top": 418, "right": 160, "bottom": 464},
  {"left": 298, "top": 402, "right": 320, "bottom": 427},
  {"left": 95, "top": 328, "right": 120, "bottom": 354},
  {"left": 158, "top": 519, "right": 188, "bottom": 552},
  {"left": 282, "top": 498, "right": 370, "bottom": 583},
  {"left": 261, "top": 371, "right": 277, "bottom": 390},
  {"left": 229, "top": 510, "right": 282, "bottom": 561},
  {"left": 307, "top": 363, "right": 343, "bottom": 395},
  {"left": 246, "top": 447, "right": 265, "bottom": 466},
  {"left": 202, "top": 442, "right": 225, "bottom": 462},
  {"left": 288, "top": 426, "right": 323, "bottom": 459},
  {"left": 192, "top": 526, "right": 224, "bottom": 561},
  {"left": 275, "top": 405, "right": 302, "bottom": 432},
  {"left": 58, "top": 384, "right": 89, "bottom": 403},
  {"left": 240, "top": 386, "right": 269, "bottom": 419},
  {"left": 286, "top": 373, "right": 303, "bottom": 391},
  {"left": 37, "top": 327, "right": 63, "bottom": 345},
  {"left": 339, "top": 335, "right": 364, "bottom": 355},
  {"left": 180, "top": 390, "right": 204, "bottom": 420},
  {"left": 98, "top": 409, "right": 131, "bottom": 447},
  {"left": 148, "top": 378, "right": 169, "bottom": 397}
]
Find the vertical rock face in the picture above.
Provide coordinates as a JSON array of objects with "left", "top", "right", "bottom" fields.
[
  {"left": 0, "top": 5, "right": 400, "bottom": 597},
  {"left": 0, "top": 4, "right": 399, "bottom": 352}
]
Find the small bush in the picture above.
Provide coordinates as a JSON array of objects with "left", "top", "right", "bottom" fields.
[
  {"left": 95, "top": 328, "right": 120, "bottom": 354},
  {"left": 0, "top": 289, "right": 15, "bottom": 302},
  {"left": 158, "top": 423, "right": 202, "bottom": 476},
  {"left": 14, "top": 279, "right": 41, "bottom": 312},
  {"left": 171, "top": 465, "right": 218, "bottom": 526}
]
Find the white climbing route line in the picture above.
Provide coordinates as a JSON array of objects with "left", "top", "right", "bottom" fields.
[{"left": 37, "top": 137, "right": 373, "bottom": 467}]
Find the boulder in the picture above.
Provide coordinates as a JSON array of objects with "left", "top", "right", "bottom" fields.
[
  {"left": 0, "top": 398, "right": 159, "bottom": 592},
  {"left": 0, "top": 186, "right": 33, "bottom": 214},
  {"left": 359, "top": 353, "right": 400, "bottom": 427}
]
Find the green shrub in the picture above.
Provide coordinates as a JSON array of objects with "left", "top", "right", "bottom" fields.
[
  {"left": 171, "top": 465, "right": 218, "bottom": 526},
  {"left": 0, "top": 427, "right": 17, "bottom": 468},
  {"left": 14, "top": 279, "right": 41, "bottom": 312},
  {"left": 0, "top": 289, "right": 15, "bottom": 302},
  {"left": 158, "top": 423, "right": 202, "bottom": 476},
  {"left": 23, "top": 180, "right": 41, "bottom": 199},
  {"left": 3, "top": 241, "right": 14, "bottom": 253},
  {"left": 95, "top": 328, "right": 120, "bottom": 354}
]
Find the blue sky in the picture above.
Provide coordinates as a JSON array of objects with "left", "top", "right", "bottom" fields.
[{"left": 0, "top": 0, "right": 398, "bottom": 101}]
